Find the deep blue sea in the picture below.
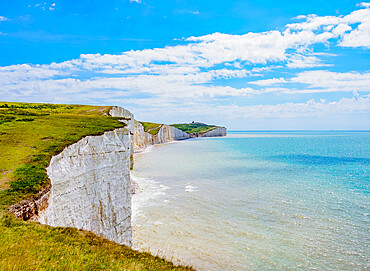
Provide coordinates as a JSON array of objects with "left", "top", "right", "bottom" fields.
[{"left": 132, "top": 131, "right": 370, "bottom": 270}]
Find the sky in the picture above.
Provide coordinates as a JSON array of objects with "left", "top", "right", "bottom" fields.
[{"left": 0, "top": 0, "right": 369, "bottom": 130}]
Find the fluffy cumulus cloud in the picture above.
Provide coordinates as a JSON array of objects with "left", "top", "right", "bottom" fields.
[
  {"left": 358, "top": 2, "right": 370, "bottom": 8},
  {"left": 288, "top": 6, "right": 370, "bottom": 49},
  {"left": 1, "top": 5, "right": 369, "bottom": 125}
]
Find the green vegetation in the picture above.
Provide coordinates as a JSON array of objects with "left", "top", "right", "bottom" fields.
[
  {"left": 139, "top": 121, "right": 162, "bottom": 135},
  {"left": 171, "top": 122, "right": 219, "bottom": 135},
  {"left": 0, "top": 211, "right": 193, "bottom": 270},
  {"left": 0, "top": 101, "right": 193, "bottom": 271},
  {"left": 0, "top": 102, "right": 122, "bottom": 198}
]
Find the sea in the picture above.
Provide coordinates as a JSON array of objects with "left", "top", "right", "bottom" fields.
[{"left": 131, "top": 131, "right": 370, "bottom": 270}]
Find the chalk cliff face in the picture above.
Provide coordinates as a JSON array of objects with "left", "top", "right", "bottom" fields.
[
  {"left": 37, "top": 127, "right": 132, "bottom": 247},
  {"left": 133, "top": 121, "right": 190, "bottom": 152},
  {"left": 153, "top": 124, "right": 190, "bottom": 144},
  {"left": 133, "top": 120, "right": 153, "bottom": 151},
  {"left": 201, "top": 127, "right": 227, "bottom": 137},
  {"left": 109, "top": 106, "right": 135, "bottom": 169}
]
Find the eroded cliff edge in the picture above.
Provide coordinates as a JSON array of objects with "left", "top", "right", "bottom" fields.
[{"left": 37, "top": 127, "right": 133, "bottom": 246}]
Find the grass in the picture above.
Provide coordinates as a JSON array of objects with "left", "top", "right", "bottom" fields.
[
  {"left": 171, "top": 123, "right": 219, "bottom": 135},
  {"left": 0, "top": 211, "right": 193, "bottom": 270},
  {"left": 139, "top": 121, "right": 163, "bottom": 135},
  {"left": 0, "top": 101, "right": 193, "bottom": 271},
  {"left": 0, "top": 102, "right": 122, "bottom": 198}
]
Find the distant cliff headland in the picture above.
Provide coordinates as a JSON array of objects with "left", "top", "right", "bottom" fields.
[
  {"left": 141, "top": 121, "right": 227, "bottom": 139},
  {"left": 0, "top": 101, "right": 225, "bottom": 270}
]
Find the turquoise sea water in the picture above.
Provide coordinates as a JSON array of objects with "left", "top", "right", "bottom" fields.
[{"left": 131, "top": 131, "right": 370, "bottom": 270}]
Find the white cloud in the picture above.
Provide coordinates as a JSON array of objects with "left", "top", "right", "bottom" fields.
[
  {"left": 286, "top": 54, "right": 331, "bottom": 68},
  {"left": 339, "top": 11, "right": 370, "bottom": 48},
  {"left": 251, "top": 71, "right": 370, "bottom": 94},
  {"left": 293, "top": 15, "right": 308, "bottom": 20},
  {"left": 130, "top": 0, "right": 142, "bottom": 3},
  {"left": 286, "top": 14, "right": 341, "bottom": 31},
  {"left": 0, "top": 64, "right": 66, "bottom": 82},
  {"left": 33, "top": 2, "right": 56, "bottom": 11},
  {"left": 286, "top": 7, "right": 370, "bottom": 48},
  {"left": 0, "top": 16, "right": 9, "bottom": 22},
  {"left": 357, "top": 2, "right": 370, "bottom": 8},
  {"left": 217, "top": 93, "right": 370, "bottom": 119},
  {"left": 290, "top": 70, "right": 370, "bottom": 92},
  {"left": 124, "top": 93, "right": 370, "bottom": 123},
  {"left": 250, "top": 78, "right": 287, "bottom": 86},
  {"left": 332, "top": 23, "right": 352, "bottom": 36}
]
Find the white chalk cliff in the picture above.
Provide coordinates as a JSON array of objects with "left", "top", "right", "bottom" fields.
[
  {"left": 35, "top": 106, "right": 225, "bottom": 248},
  {"left": 153, "top": 124, "right": 190, "bottom": 144},
  {"left": 201, "top": 127, "right": 227, "bottom": 137},
  {"left": 109, "top": 106, "right": 189, "bottom": 151},
  {"left": 133, "top": 119, "right": 153, "bottom": 151},
  {"left": 132, "top": 121, "right": 190, "bottom": 152},
  {"left": 37, "top": 127, "right": 133, "bottom": 246}
]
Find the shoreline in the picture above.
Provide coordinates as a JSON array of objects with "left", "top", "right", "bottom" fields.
[
  {"left": 130, "top": 141, "right": 185, "bottom": 264},
  {"left": 128, "top": 136, "right": 234, "bottom": 270}
]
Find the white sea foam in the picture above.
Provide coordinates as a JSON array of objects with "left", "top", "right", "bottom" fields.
[
  {"left": 131, "top": 174, "right": 166, "bottom": 224},
  {"left": 185, "top": 185, "right": 195, "bottom": 192}
]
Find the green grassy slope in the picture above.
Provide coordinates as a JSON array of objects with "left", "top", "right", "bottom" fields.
[
  {"left": 0, "top": 102, "right": 193, "bottom": 271},
  {"left": 171, "top": 123, "right": 218, "bottom": 135},
  {"left": 0, "top": 212, "right": 192, "bottom": 270},
  {"left": 139, "top": 121, "right": 162, "bottom": 135}
]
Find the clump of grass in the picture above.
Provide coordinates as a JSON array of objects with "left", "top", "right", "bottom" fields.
[
  {"left": 10, "top": 164, "right": 48, "bottom": 194},
  {"left": 0, "top": 115, "right": 15, "bottom": 124}
]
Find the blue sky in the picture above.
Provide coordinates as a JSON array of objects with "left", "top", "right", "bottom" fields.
[{"left": 0, "top": 0, "right": 369, "bottom": 129}]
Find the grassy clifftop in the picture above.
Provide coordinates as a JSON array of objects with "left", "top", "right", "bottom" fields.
[
  {"left": 0, "top": 102, "right": 193, "bottom": 271},
  {"left": 139, "top": 121, "right": 162, "bottom": 135},
  {"left": 0, "top": 102, "right": 123, "bottom": 201},
  {"left": 171, "top": 122, "right": 219, "bottom": 135}
]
